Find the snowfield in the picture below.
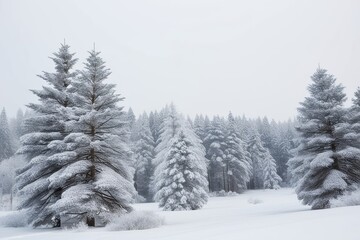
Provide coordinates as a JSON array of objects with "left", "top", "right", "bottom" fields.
[{"left": 0, "top": 188, "right": 359, "bottom": 240}]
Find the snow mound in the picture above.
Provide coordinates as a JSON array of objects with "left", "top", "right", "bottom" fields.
[
  {"left": 0, "top": 211, "right": 28, "bottom": 227},
  {"left": 247, "top": 197, "right": 263, "bottom": 205},
  {"left": 106, "top": 211, "right": 164, "bottom": 231},
  {"left": 331, "top": 189, "right": 360, "bottom": 207}
]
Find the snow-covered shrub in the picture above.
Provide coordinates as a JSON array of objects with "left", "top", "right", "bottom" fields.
[
  {"left": 330, "top": 189, "right": 360, "bottom": 207},
  {"left": 248, "top": 197, "right": 263, "bottom": 205},
  {"left": 209, "top": 190, "right": 238, "bottom": 197},
  {"left": 107, "top": 211, "right": 164, "bottom": 231},
  {"left": 0, "top": 211, "right": 28, "bottom": 227}
]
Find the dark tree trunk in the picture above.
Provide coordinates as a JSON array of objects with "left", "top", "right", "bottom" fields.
[
  {"left": 222, "top": 168, "right": 227, "bottom": 192},
  {"left": 207, "top": 169, "right": 212, "bottom": 192},
  {"left": 86, "top": 216, "right": 95, "bottom": 227}
]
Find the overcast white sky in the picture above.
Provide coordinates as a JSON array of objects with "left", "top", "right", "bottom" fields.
[{"left": 0, "top": 0, "right": 359, "bottom": 120}]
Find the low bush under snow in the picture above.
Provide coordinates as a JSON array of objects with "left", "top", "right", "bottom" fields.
[
  {"left": 209, "top": 190, "right": 239, "bottom": 197},
  {"left": 106, "top": 211, "right": 164, "bottom": 231}
]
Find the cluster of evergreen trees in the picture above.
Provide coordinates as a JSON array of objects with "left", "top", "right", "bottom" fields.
[
  {"left": 129, "top": 105, "right": 296, "bottom": 204},
  {"left": 288, "top": 68, "right": 360, "bottom": 209},
  {"left": 14, "top": 44, "right": 135, "bottom": 227},
  {"left": 0, "top": 108, "right": 26, "bottom": 199},
  {"left": 2, "top": 43, "right": 359, "bottom": 228}
]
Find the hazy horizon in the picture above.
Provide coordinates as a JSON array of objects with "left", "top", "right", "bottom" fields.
[{"left": 1, "top": 0, "right": 359, "bottom": 120}]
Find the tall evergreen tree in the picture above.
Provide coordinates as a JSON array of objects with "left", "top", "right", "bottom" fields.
[
  {"left": 345, "top": 88, "right": 360, "bottom": 149},
  {"left": 258, "top": 117, "right": 273, "bottom": 150},
  {"left": 203, "top": 116, "right": 227, "bottom": 192},
  {"left": 288, "top": 68, "right": 360, "bottom": 209},
  {"left": 133, "top": 113, "right": 155, "bottom": 201},
  {"left": 263, "top": 151, "right": 282, "bottom": 189},
  {"left": 247, "top": 132, "right": 267, "bottom": 189},
  {"left": 127, "top": 108, "right": 137, "bottom": 142},
  {"left": 49, "top": 49, "right": 136, "bottom": 226},
  {"left": 149, "top": 111, "right": 162, "bottom": 148},
  {"left": 153, "top": 105, "right": 181, "bottom": 166},
  {"left": 272, "top": 121, "right": 296, "bottom": 183},
  {"left": 9, "top": 109, "right": 25, "bottom": 149},
  {"left": 16, "top": 43, "right": 78, "bottom": 227},
  {"left": 0, "top": 108, "right": 14, "bottom": 161},
  {"left": 15, "top": 109, "right": 25, "bottom": 139},
  {"left": 223, "top": 113, "right": 252, "bottom": 192},
  {"left": 193, "top": 114, "right": 206, "bottom": 141}
]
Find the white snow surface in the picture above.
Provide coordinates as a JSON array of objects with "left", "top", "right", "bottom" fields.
[{"left": 0, "top": 188, "right": 359, "bottom": 240}]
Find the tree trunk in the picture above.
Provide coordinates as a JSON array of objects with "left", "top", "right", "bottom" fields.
[
  {"left": 226, "top": 164, "right": 230, "bottom": 192},
  {"left": 86, "top": 216, "right": 95, "bottom": 227},
  {"left": 10, "top": 187, "right": 13, "bottom": 211},
  {"left": 207, "top": 170, "right": 212, "bottom": 192},
  {"left": 222, "top": 167, "right": 227, "bottom": 192},
  {"left": 87, "top": 125, "right": 96, "bottom": 227}
]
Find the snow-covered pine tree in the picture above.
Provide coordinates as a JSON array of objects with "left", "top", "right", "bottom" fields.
[
  {"left": 149, "top": 111, "right": 162, "bottom": 148},
  {"left": 187, "top": 115, "right": 194, "bottom": 127},
  {"left": 9, "top": 109, "right": 25, "bottom": 149},
  {"left": 14, "top": 109, "right": 25, "bottom": 139},
  {"left": 193, "top": 114, "right": 205, "bottom": 140},
  {"left": 263, "top": 150, "right": 282, "bottom": 189},
  {"left": 0, "top": 108, "right": 14, "bottom": 161},
  {"left": 16, "top": 43, "right": 78, "bottom": 227},
  {"left": 223, "top": 112, "right": 252, "bottom": 192},
  {"left": 153, "top": 105, "right": 181, "bottom": 166},
  {"left": 258, "top": 117, "right": 273, "bottom": 151},
  {"left": 133, "top": 113, "right": 155, "bottom": 201},
  {"left": 339, "top": 87, "right": 360, "bottom": 190},
  {"left": 49, "top": 49, "right": 136, "bottom": 226},
  {"left": 197, "top": 115, "right": 211, "bottom": 151},
  {"left": 269, "top": 120, "right": 296, "bottom": 183},
  {"left": 346, "top": 88, "right": 360, "bottom": 149},
  {"left": 127, "top": 108, "right": 137, "bottom": 142},
  {"left": 289, "top": 68, "right": 359, "bottom": 209},
  {"left": 127, "top": 108, "right": 136, "bottom": 128},
  {"left": 247, "top": 132, "right": 267, "bottom": 189},
  {"left": 203, "top": 116, "right": 227, "bottom": 192},
  {"left": 153, "top": 112, "right": 208, "bottom": 210}
]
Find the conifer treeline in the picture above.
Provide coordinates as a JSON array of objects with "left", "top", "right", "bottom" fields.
[{"left": 129, "top": 105, "right": 296, "bottom": 202}]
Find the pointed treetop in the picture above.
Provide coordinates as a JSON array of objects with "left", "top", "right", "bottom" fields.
[
  {"left": 353, "top": 87, "right": 360, "bottom": 107},
  {"left": 0, "top": 108, "right": 8, "bottom": 123}
]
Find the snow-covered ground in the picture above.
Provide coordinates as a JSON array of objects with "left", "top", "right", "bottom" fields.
[{"left": 0, "top": 188, "right": 359, "bottom": 240}]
